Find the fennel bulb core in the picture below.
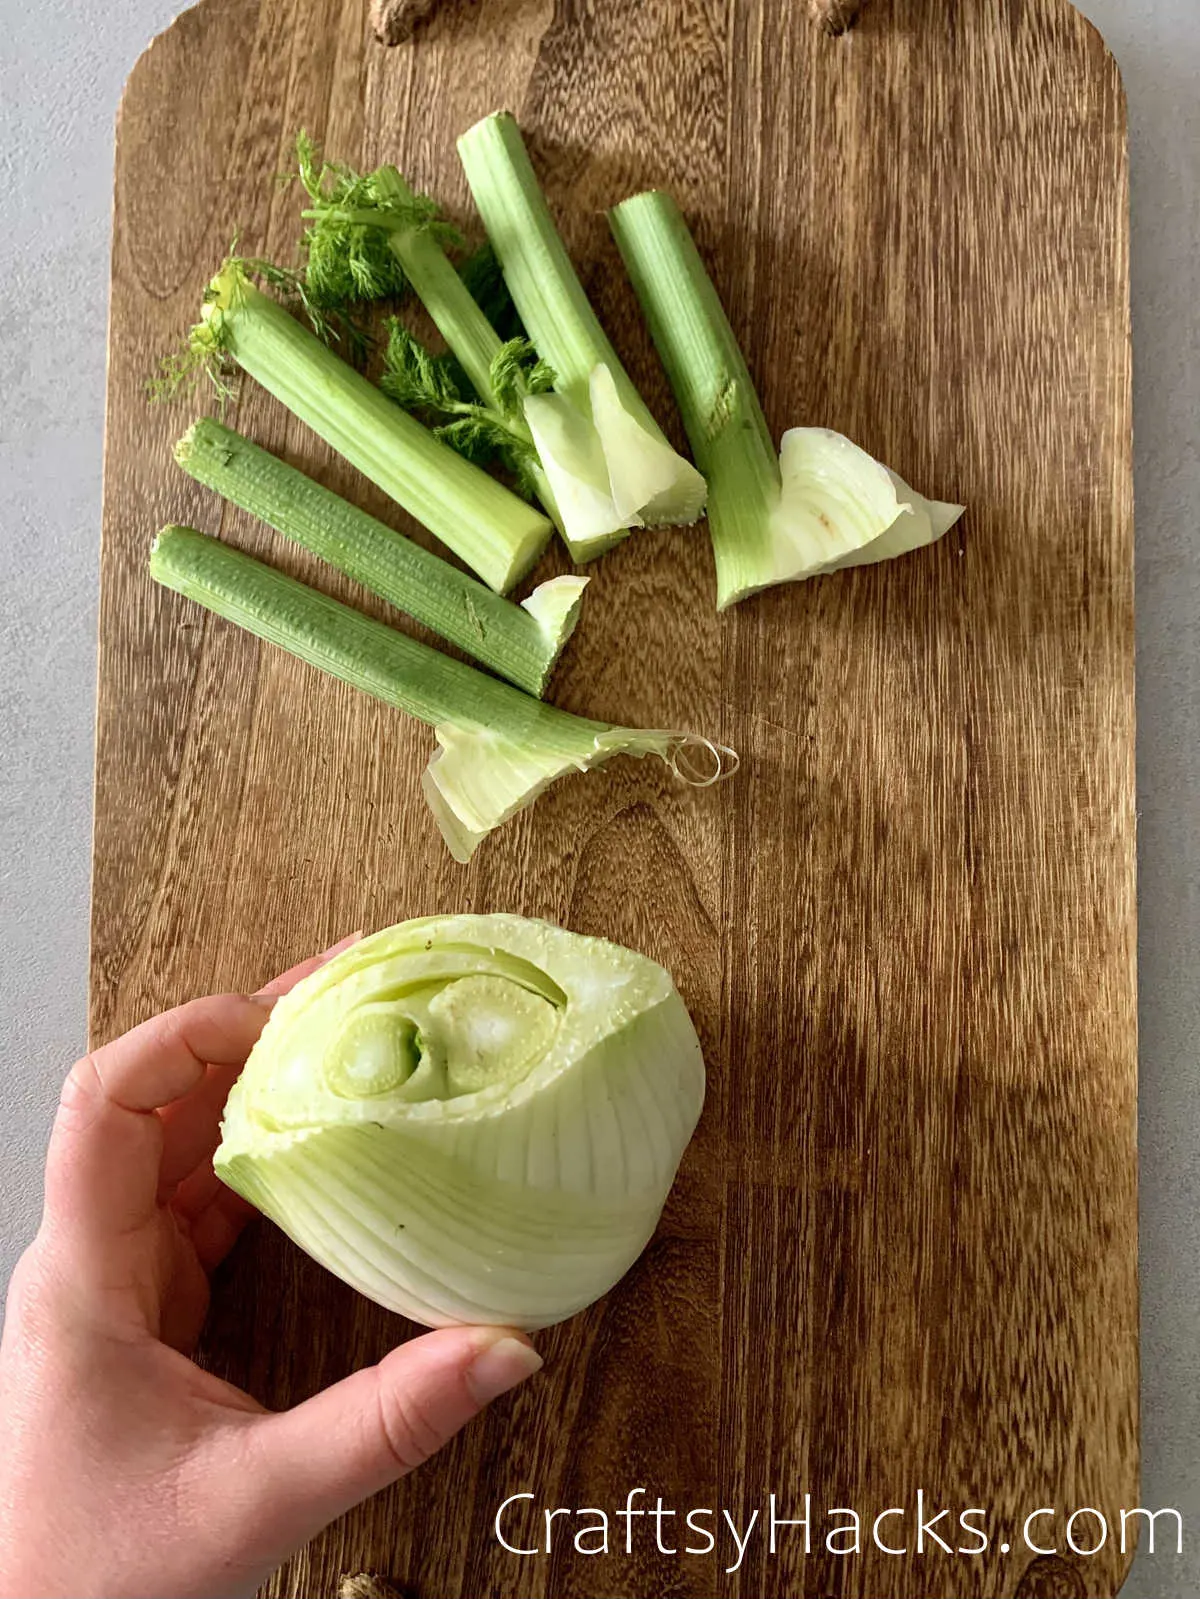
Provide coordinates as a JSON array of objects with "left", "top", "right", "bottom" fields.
[
  {"left": 215, "top": 915, "right": 706, "bottom": 1329},
  {"left": 319, "top": 972, "right": 558, "bottom": 1103}
]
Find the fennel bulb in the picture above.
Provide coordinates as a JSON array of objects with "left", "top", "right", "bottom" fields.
[
  {"left": 608, "top": 190, "right": 964, "bottom": 608},
  {"left": 215, "top": 915, "right": 706, "bottom": 1329}
]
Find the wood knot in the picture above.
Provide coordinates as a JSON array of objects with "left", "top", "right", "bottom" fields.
[
  {"left": 1015, "top": 1554, "right": 1088, "bottom": 1599},
  {"left": 808, "top": 0, "right": 866, "bottom": 34},
  {"left": 337, "top": 1574, "right": 408, "bottom": 1599},
  {"left": 370, "top": 0, "right": 441, "bottom": 46}
]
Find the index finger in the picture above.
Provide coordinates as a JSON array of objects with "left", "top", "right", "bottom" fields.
[
  {"left": 44, "top": 994, "right": 272, "bottom": 1250},
  {"left": 255, "top": 931, "right": 363, "bottom": 998},
  {"left": 157, "top": 931, "right": 365, "bottom": 1193}
]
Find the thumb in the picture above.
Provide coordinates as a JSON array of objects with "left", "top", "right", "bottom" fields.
[{"left": 242, "top": 1326, "right": 541, "bottom": 1543}]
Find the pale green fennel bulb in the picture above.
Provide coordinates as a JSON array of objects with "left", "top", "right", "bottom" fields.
[{"left": 215, "top": 915, "right": 705, "bottom": 1329}]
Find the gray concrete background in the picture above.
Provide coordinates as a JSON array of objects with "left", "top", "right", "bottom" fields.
[{"left": 0, "top": 1, "right": 1195, "bottom": 1594}]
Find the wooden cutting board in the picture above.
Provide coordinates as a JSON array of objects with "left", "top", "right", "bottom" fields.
[{"left": 92, "top": 0, "right": 1136, "bottom": 1595}]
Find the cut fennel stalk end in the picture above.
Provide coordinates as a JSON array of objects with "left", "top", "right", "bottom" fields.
[
  {"left": 149, "top": 525, "right": 735, "bottom": 864},
  {"left": 423, "top": 720, "right": 736, "bottom": 865},
  {"left": 192, "top": 259, "right": 552, "bottom": 596},
  {"left": 294, "top": 139, "right": 703, "bottom": 561},
  {"left": 457, "top": 112, "right": 708, "bottom": 560},
  {"left": 716, "top": 429, "right": 966, "bottom": 610},
  {"left": 608, "top": 190, "right": 964, "bottom": 609},
  {"left": 175, "top": 416, "right": 585, "bottom": 698}
]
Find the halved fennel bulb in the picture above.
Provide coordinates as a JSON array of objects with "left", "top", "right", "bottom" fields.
[{"left": 215, "top": 915, "right": 706, "bottom": 1329}]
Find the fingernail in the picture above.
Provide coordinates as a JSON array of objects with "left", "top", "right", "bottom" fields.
[
  {"left": 250, "top": 993, "right": 279, "bottom": 1010},
  {"left": 466, "top": 1335, "right": 543, "bottom": 1404},
  {"left": 318, "top": 930, "right": 364, "bottom": 962}
]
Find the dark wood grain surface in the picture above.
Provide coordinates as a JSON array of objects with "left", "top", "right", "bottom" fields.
[{"left": 92, "top": 1, "right": 1136, "bottom": 1594}]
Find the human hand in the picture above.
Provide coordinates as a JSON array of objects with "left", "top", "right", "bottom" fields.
[{"left": 0, "top": 939, "right": 543, "bottom": 1599}]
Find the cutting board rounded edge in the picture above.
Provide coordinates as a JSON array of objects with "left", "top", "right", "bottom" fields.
[
  {"left": 113, "top": 0, "right": 1131, "bottom": 134},
  {"left": 115, "top": 0, "right": 262, "bottom": 138}
]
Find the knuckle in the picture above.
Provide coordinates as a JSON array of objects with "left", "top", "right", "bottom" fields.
[
  {"left": 3, "top": 1242, "right": 59, "bottom": 1341},
  {"left": 55, "top": 1054, "right": 105, "bottom": 1132},
  {"left": 374, "top": 1380, "right": 449, "bottom": 1474},
  {"left": 183, "top": 992, "right": 258, "bottom": 1039},
  {"left": 4, "top": 1249, "right": 42, "bottom": 1320}
]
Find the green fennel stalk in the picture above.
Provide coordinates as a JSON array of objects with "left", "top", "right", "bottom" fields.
[
  {"left": 456, "top": 113, "right": 707, "bottom": 557},
  {"left": 608, "top": 192, "right": 779, "bottom": 610},
  {"left": 609, "top": 190, "right": 964, "bottom": 609},
  {"left": 457, "top": 114, "right": 646, "bottom": 421},
  {"left": 175, "top": 419, "right": 585, "bottom": 697},
  {"left": 150, "top": 525, "right": 735, "bottom": 862},
  {"left": 296, "top": 140, "right": 562, "bottom": 524},
  {"left": 185, "top": 260, "right": 553, "bottom": 594}
]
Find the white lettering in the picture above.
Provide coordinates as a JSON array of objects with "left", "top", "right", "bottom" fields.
[
  {"left": 1120, "top": 1507, "right": 1183, "bottom": 1555},
  {"left": 1066, "top": 1508, "right": 1107, "bottom": 1556},
  {"left": 826, "top": 1509, "right": 862, "bottom": 1555},
  {"left": 872, "top": 1507, "right": 906, "bottom": 1555},
  {"left": 495, "top": 1492, "right": 538, "bottom": 1555},
  {"left": 957, "top": 1508, "right": 989, "bottom": 1555},
  {"left": 722, "top": 1507, "right": 760, "bottom": 1573},
  {"left": 915, "top": 1489, "right": 955, "bottom": 1555},
  {"left": 617, "top": 1487, "right": 646, "bottom": 1554},
  {"left": 769, "top": 1492, "right": 811, "bottom": 1554},
  {"left": 1023, "top": 1508, "right": 1056, "bottom": 1556},
  {"left": 684, "top": 1508, "right": 715, "bottom": 1555},
  {"left": 494, "top": 1493, "right": 1177, "bottom": 1566},
  {"left": 543, "top": 1507, "right": 570, "bottom": 1551},
  {"left": 573, "top": 1509, "right": 609, "bottom": 1556},
  {"left": 650, "top": 1497, "right": 677, "bottom": 1554}
]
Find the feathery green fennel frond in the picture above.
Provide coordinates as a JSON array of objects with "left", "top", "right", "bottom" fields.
[
  {"left": 296, "top": 131, "right": 458, "bottom": 309},
  {"left": 379, "top": 320, "right": 546, "bottom": 500},
  {"left": 150, "top": 250, "right": 359, "bottom": 403},
  {"left": 458, "top": 241, "right": 527, "bottom": 342}
]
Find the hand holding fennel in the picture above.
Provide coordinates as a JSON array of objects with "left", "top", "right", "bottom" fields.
[{"left": 0, "top": 936, "right": 544, "bottom": 1599}]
